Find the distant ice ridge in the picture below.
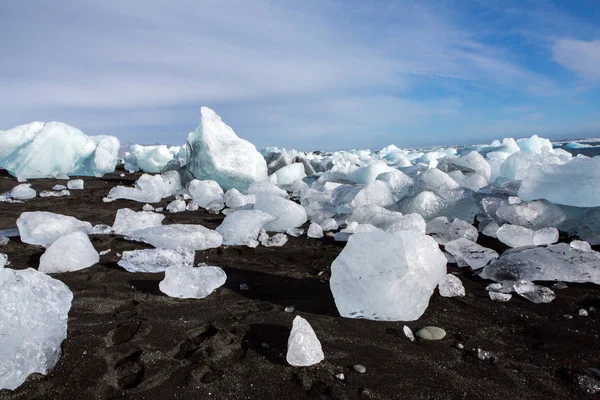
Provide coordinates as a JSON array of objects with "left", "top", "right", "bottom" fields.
[
  {"left": 0, "top": 121, "right": 119, "bottom": 181},
  {"left": 123, "top": 144, "right": 185, "bottom": 173},
  {"left": 0, "top": 267, "right": 73, "bottom": 390}
]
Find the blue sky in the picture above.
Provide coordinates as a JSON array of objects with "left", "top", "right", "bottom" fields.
[{"left": 1, "top": 0, "right": 599, "bottom": 151}]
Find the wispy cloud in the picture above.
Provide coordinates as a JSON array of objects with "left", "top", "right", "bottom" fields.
[{"left": 553, "top": 39, "right": 600, "bottom": 83}]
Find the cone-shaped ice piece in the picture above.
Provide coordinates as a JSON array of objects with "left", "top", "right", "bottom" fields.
[{"left": 286, "top": 316, "right": 325, "bottom": 367}]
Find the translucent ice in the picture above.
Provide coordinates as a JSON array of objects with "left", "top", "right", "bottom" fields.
[
  {"left": 438, "top": 274, "right": 466, "bottom": 297},
  {"left": 495, "top": 200, "right": 566, "bottom": 230},
  {"left": 376, "top": 169, "right": 414, "bottom": 201},
  {"left": 247, "top": 180, "right": 289, "bottom": 198},
  {"left": 533, "top": 227, "right": 559, "bottom": 246},
  {"left": 123, "top": 144, "right": 184, "bottom": 173},
  {"left": 40, "top": 190, "right": 70, "bottom": 198},
  {"left": 261, "top": 232, "right": 288, "bottom": 247},
  {"left": 513, "top": 280, "right": 555, "bottom": 303},
  {"left": 496, "top": 224, "right": 535, "bottom": 248},
  {"left": 216, "top": 210, "right": 274, "bottom": 246},
  {"left": 185, "top": 107, "right": 268, "bottom": 191},
  {"left": 0, "top": 267, "right": 72, "bottom": 390},
  {"left": 286, "top": 316, "right": 325, "bottom": 367},
  {"left": 351, "top": 181, "right": 395, "bottom": 209},
  {"left": 17, "top": 211, "right": 92, "bottom": 247},
  {"left": 254, "top": 194, "right": 307, "bottom": 232},
  {"left": 107, "top": 171, "right": 181, "bottom": 203},
  {"left": 347, "top": 161, "right": 395, "bottom": 184},
  {"left": 426, "top": 217, "right": 478, "bottom": 245},
  {"left": 445, "top": 238, "right": 499, "bottom": 270},
  {"left": 307, "top": 223, "right": 324, "bottom": 239},
  {"left": 112, "top": 208, "right": 164, "bottom": 235},
  {"left": 10, "top": 184, "right": 36, "bottom": 200},
  {"left": 0, "top": 121, "right": 119, "bottom": 181},
  {"left": 571, "top": 240, "right": 592, "bottom": 252},
  {"left": 159, "top": 263, "right": 227, "bottom": 299},
  {"left": 67, "top": 179, "right": 84, "bottom": 190},
  {"left": 39, "top": 231, "right": 99, "bottom": 274},
  {"left": 188, "top": 179, "right": 224, "bottom": 208},
  {"left": 118, "top": 248, "right": 195, "bottom": 273},
  {"left": 330, "top": 231, "right": 447, "bottom": 321},
  {"left": 272, "top": 163, "right": 306, "bottom": 186},
  {"left": 166, "top": 199, "right": 187, "bottom": 213},
  {"left": 223, "top": 188, "right": 255, "bottom": 209},
  {"left": 128, "top": 224, "right": 223, "bottom": 250}
]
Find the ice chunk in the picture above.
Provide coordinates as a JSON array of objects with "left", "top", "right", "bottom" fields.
[
  {"left": 376, "top": 169, "right": 413, "bottom": 200},
  {"left": 107, "top": 171, "right": 181, "bottom": 203},
  {"left": 330, "top": 231, "right": 447, "bottom": 321},
  {"left": 513, "top": 280, "right": 555, "bottom": 303},
  {"left": 496, "top": 224, "right": 535, "bottom": 248},
  {"left": 10, "top": 184, "right": 36, "bottom": 200},
  {"left": 481, "top": 243, "right": 600, "bottom": 284},
  {"left": 142, "top": 204, "right": 154, "bottom": 211},
  {"left": 112, "top": 208, "right": 164, "bottom": 235},
  {"left": 216, "top": 210, "right": 274, "bottom": 246},
  {"left": 17, "top": 211, "right": 92, "bottom": 247},
  {"left": 38, "top": 231, "right": 99, "bottom": 274},
  {"left": 347, "top": 161, "right": 395, "bottom": 184},
  {"left": 307, "top": 223, "right": 324, "bottom": 239},
  {"left": 0, "top": 267, "right": 72, "bottom": 390},
  {"left": 351, "top": 181, "right": 395, "bottom": 208},
  {"left": 118, "top": 248, "right": 195, "bottom": 273},
  {"left": 40, "top": 190, "right": 70, "bottom": 198},
  {"left": 254, "top": 194, "right": 307, "bottom": 232},
  {"left": 412, "top": 168, "right": 460, "bottom": 200},
  {"left": 159, "top": 263, "right": 227, "bottom": 299},
  {"left": 52, "top": 185, "right": 67, "bottom": 191},
  {"left": 533, "top": 227, "right": 559, "bottom": 246},
  {"left": 188, "top": 179, "right": 224, "bottom": 207},
  {"left": 246, "top": 180, "right": 288, "bottom": 198},
  {"left": 185, "top": 107, "right": 268, "bottom": 191},
  {"left": 166, "top": 199, "right": 186, "bottom": 213},
  {"left": 426, "top": 217, "right": 478, "bottom": 245},
  {"left": 272, "top": 163, "right": 306, "bottom": 186},
  {"left": 495, "top": 200, "right": 566, "bottom": 230},
  {"left": 261, "top": 232, "right": 288, "bottom": 247},
  {"left": 481, "top": 220, "right": 500, "bottom": 238},
  {"left": 438, "top": 274, "right": 466, "bottom": 297},
  {"left": 286, "top": 316, "right": 325, "bottom": 367},
  {"left": 452, "top": 151, "right": 492, "bottom": 180},
  {"left": 518, "top": 157, "right": 600, "bottom": 207},
  {"left": 91, "top": 224, "right": 112, "bottom": 235},
  {"left": 128, "top": 224, "right": 223, "bottom": 250},
  {"left": 489, "top": 291, "right": 512, "bottom": 302},
  {"left": 403, "top": 325, "right": 416, "bottom": 342},
  {"left": 320, "top": 218, "right": 339, "bottom": 231},
  {"left": 0, "top": 253, "right": 7, "bottom": 267},
  {"left": 223, "top": 188, "right": 255, "bottom": 209},
  {"left": 400, "top": 191, "right": 447, "bottom": 221},
  {"left": 67, "top": 179, "right": 84, "bottom": 190},
  {"left": 571, "top": 240, "right": 592, "bottom": 252},
  {"left": 0, "top": 121, "right": 119, "bottom": 181},
  {"left": 445, "top": 238, "right": 499, "bottom": 270},
  {"left": 0, "top": 237, "right": 8, "bottom": 246},
  {"left": 123, "top": 144, "right": 184, "bottom": 173}
]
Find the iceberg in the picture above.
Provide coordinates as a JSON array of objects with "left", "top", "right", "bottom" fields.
[
  {"left": 185, "top": 107, "right": 268, "bottom": 191},
  {"left": 0, "top": 121, "right": 119, "bottom": 181}
]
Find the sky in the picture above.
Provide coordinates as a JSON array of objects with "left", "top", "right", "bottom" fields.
[{"left": 1, "top": 0, "right": 600, "bottom": 151}]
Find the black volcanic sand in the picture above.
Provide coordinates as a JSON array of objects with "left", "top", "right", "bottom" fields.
[{"left": 1, "top": 168, "right": 599, "bottom": 400}]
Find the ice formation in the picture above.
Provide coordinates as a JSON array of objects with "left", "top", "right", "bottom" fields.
[
  {"left": 438, "top": 274, "right": 466, "bottom": 297},
  {"left": 107, "top": 171, "right": 182, "bottom": 203},
  {"left": 40, "top": 190, "right": 70, "bottom": 198},
  {"left": 9, "top": 184, "right": 36, "bottom": 200},
  {"left": 188, "top": 179, "right": 224, "bottom": 207},
  {"left": 216, "top": 210, "right": 274, "bottom": 246},
  {"left": 67, "top": 179, "right": 84, "bottom": 190},
  {"left": 0, "top": 267, "right": 73, "bottom": 390},
  {"left": 272, "top": 163, "right": 306, "bottom": 186},
  {"left": 118, "top": 248, "right": 195, "bottom": 273},
  {"left": 185, "top": 107, "right": 268, "bottom": 191},
  {"left": 254, "top": 194, "right": 307, "bottom": 232},
  {"left": 17, "top": 211, "right": 93, "bottom": 247},
  {"left": 128, "top": 224, "right": 223, "bottom": 250},
  {"left": 444, "top": 238, "right": 498, "bottom": 269},
  {"left": 39, "top": 231, "right": 99, "bottom": 274},
  {"left": 307, "top": 223, "right": 324, "bottom": 238},
  {"left": 286, "top": 316, "right": 325, "bottom": 367},
  {"left": 123, "top": 144, "right": 184, "bottom": 173},
  {"left": 0, "top": 121, "right": 119, "bottom": 181},
  {"left": 166, "top": 199, "right": 186, "bottom": 213},
  {"left": 330, "top": 231, "right": 447, "bottom": 321},
  {"left": 112, "top": 208, "right": 165, "bottom": 235},
  {"left": 159, "top": 263, "right": 227, "bottom": 299}
]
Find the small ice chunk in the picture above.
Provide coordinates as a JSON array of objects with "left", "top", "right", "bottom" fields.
[
  {"left": 223, "top": 188, "right": 254, "bottom": 209},
  {"left": 482, "top": 220, "right": 500, "bottom": 238},
  {"left": 426, "top": 217, "right": 478, "bottom": 245},
  {"left": 307, "top": 223, "right": 324, "bottom": 239},
  {"left": 188, "top": 179, "right": 224, "bottom": 208},
  {"left": 166, "top": 199, "right": 186, "bottom": 213},
  {"left": 40, "top": 190, "right": 70, "bottom": 198},
  {"left": 533, "top": 227, "right": 559, "bottom": 246},
  {"left": 445, "top": 238, "right": 499, "bottom": 270},
  {"left": 99, "top": 249, "right": 111, "bottom": 256},
  {"left": 10, "top": 184, "right": 36, "bottom": 200},
  {"left": 513, "top": 280, "right": 555, "bottom": 303},
  {"left": 17, "top": 211, "right": 92, "bottom": 247},
  {"left": 52, "top": 185, "right": 67, "bottom": 191},
  {"left": 508, "top": 196, "right": 522, "bottom": 205},
  {"left": 497, "top": 224, "right": 535, "bottom": 248},
  {"left": 118, "top": 248, "right": 195, "bottom": 273},
  {"left": 186, "top": 202, "right": 199, "bottom": 212},
  {"left": 128, "top": 224, "right": 223, "bottom": 250},
  {"left": 271, "top": 163, "right": 306, "bottom": 186},
  {"left": 330, "top": 231, "right": 447, "bottom": 321},
  {"left": 438, "top": 274, "right": 466, "bottom": 297},
  {"left": 159, "top": 263, "right": 227, "bottom": 299},
  {"left": 112, "top": 208, "right": 164, "bottom": 235},
  {"left": 0, "top": 236, "right": 8, "bottom": 246},
  {"left": 91, "top": 224, "right": 112, "bottom": 235},
  {"left": 39, "top": 231, "right": 99, "bottom": 274},
  {"left": 403, "top": 325, "right": 415, "bottom": 342},
  {"left": 67, "top": 179, "right": 84, "bottom": 190},
  {"left": 247, "top": 180, "right": 288, "bottom": 198},
  {"left": 0, "top": 267, "right": 73, "bottom": 390},
  {"left": 216, "top": 209, "right": 274, "bottom": 246},
  {"left": 142, "top": 204, "right": 154, "bottom": 211},
  {"left": 286, "top": 228, "right": 304, "bottom": 237},
  {"left": 205, "top": 200, "right": 225, "bottom": 213},
  {"left": 579, "top": 309, "right": 589, "bottom": 317},
  {"left": 261, "top": 233, "right": 288, "bottom": 247},
  {"left": 286, "top": 316, "right": 325, "bottom": 367},
  {"left": 570, "top": 240, "right": 592, "bottom": 252},
  {"left": 254, "top": 194, "right": 307, "bottom": 232},
  {"left": 0, "top": 253, "right": 7, "bottom": 268},
  {"left": 320, "top": 218, "right": 339, "bottom": 231},
  {"left": 488, "top": 291, "right": 512, "bottom": 302}
]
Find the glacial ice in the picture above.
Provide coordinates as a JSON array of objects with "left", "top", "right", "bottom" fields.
[
  {"left": 118, "top": 248, "right": 195, "bottom": 273},
  {"left": 0, "top": 267, "right": 73, "bottom": 390},
  {"left": 286, "top": 316, "right": 325, "bottom": 367},
  {"left": 166, "top": 199, "right": 187, "bottom": 213},
  {"left": 247, "top": 180, "right": 289, "bottom": 198},
  {"left": 445, "top": 238, "right": 499, "bottom": 270},
  {"left": 513, "top": 279, "right": 555, "bottom": 303},
  {"left": 188, "top": 179, "right": 224, "bottom": 208},
  {"left": 497, "top": 224, "right": 535, "bottom": 248},
  {"left": 330, "top": 231, "right": 447, "bottom": 321},
  {"left": 159, "top": 263, "right": 227, "bottom": 299},
  {"left": 39, "top": 231, "right": 99, "bottom": 274},
  {"left": 128, "top": 224, "right": 223, "bottom": 250},
  {"left": 438, "top": 274, "right": 466, "bottom": 297},
  {"left": 425, "top": 217, "right": 478, "bottom": 245},
  {"left": 0, "top": 121, "right": 119, "bottom": 181},
  {"left": 254, "top": 194, "right": 307, "bottom": 232},
  {"left": 67, "top": 179, "right": 84, "bottom": 190},
  {"left": 17, "top": 211, "right": 93, "bottom": 247},
  {"left": 40, "top": 190, "right": 70, "bottom": 198},
  {"left": 223, "top": 188, "right": 255, "bottom": 209},
  {"left": 216, "top": 210, "right": 274, "bottom": 246},
  {"left": 10, "top": 184, "right": 36, "bottom": 200},
  {"left": 123, "top": 144, "right": 184, "bottom": 173},
  {"left": 307, "top": 223, "right": 324, "bottom": 238},
  {"left": 107, "top": 171, "right": 181, "bottom": 203},
  {"left": 185, "top": 107, "right": 268, "bottom": 191},
  {"left": 272, "top": 163, "right": 306, "bottom": 186},
  {"left": 260, "top": 232, "right": 288, "bottom": 247},
  {"left": 112, "top": 208, "right": 165, "bottom": 235}
]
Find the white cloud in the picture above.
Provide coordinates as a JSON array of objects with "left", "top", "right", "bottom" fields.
[{"left": 553, "top": 38, "right": 600, "bottom": 83}]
